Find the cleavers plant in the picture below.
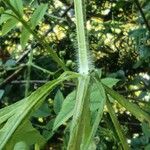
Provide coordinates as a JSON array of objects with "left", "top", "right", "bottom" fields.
[{"left": 0, "top": 0, "right": 150, "bottom": 149}]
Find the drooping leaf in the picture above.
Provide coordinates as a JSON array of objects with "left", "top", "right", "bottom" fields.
[
  {"left": 103, "top": 85, "right": 150, "bottom": 124},
  {"left": 54, "top": 90, "right": 64, "bottom": 114},
  {"left": 30, "top": 3, "right": 48, "bottom": 28},
  {"left": 10, "top": 0, "right": 23, "bottom": 16},
  {"left": 2, "top": 18, "right": 18, "bottom": 35}
]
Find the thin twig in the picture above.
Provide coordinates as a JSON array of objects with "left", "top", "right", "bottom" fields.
[{"left": 0, "top": 65, "right": 25, "bottom": 88}]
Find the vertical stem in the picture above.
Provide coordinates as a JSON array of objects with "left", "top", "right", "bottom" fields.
[
  {"left": 74, "top": 0, "right": 90, "bottom": 74},
  {"left": 67, "top": 0, "right": 92, "bottom": 149},
  {"left": 25, "top": 51, "right": 33, "bottom": 97},
  {"left": 67, "top": 76, "right": 90, "bottom": 150}
]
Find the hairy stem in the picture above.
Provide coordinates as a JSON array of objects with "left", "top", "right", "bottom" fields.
[{"left": 74, "top": 0, "right": 90, "bottom": 74}]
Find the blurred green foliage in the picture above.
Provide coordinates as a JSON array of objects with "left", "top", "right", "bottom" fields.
[{"left": 0, "top": 0, "right": 150, "bottom": 149}]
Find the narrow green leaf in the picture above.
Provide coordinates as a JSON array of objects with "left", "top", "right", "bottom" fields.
[
  {"left": 106, "top": 97, "right": 129, "bottom": 150},
  {"left": 103, "top": 85, "right": 150, "bottom": 124},
  {"left": 0, "top": 100, "right": 25, "bottom": 124},
  {"left": 10, "top": 0, "right": 23, "bottom": 16},
  {"left": 54, "top": 90, "right": 64, "bottom": 114},
  {"left": 2, "top": 18, "right": 18, "bottom": 35},
  {"left": 20, "top": 27, "right": 31, "bottom": 49},
  {"left": 30, "top": 4, "right": 48, "bottom": 28}
]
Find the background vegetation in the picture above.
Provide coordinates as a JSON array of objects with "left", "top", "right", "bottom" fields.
[{"left": 0, "top": 0, "right": 150, "bottom": 149}]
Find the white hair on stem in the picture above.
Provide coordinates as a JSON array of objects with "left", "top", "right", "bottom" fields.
[{"left": 74, "top": 0, "right": 93, "bottom": 75}]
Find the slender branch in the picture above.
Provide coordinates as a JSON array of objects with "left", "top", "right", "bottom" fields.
[
  {"left": 31, "top": 63, "right": 54, "bottom": 75},
  {"left": 0, "top": 65, "right": 25, "bottom": 88},
  {"left": 11, "top": 80, "right": 48, "bottom": 84},
  {"left": 25, "top": 51, "right": 33, "bottom": 97}
]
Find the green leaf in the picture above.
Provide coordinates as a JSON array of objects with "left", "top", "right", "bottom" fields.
[
  {"left": 103, "top": 85, "right": 150, "bottom": 124},
  {"left": 30, "top": 3, "right": 48, "bottom": 28},
  {"left": 5, "top": 121, "right": 45, "bottom": 150},
  {"left": 20, "top": 3, "right": 47, "bottom": 48},
  {"left": 0, "top": 10, "right": 13, "bottom": 25},
  {"left": 53, "top": 79, "right": 107, "bottom": 132},
  {"left": 54, "top": 90, "right": 64, "bottom": 114},
  {"left": 84, "top": 79, "right": 106, "bottom": 150},
  {"left": 2, "top": 18, "right": 18, "bottom": 35},
  {"left": 0, "top": 7, "right": 5, "bottom": 14},
  {"left": 10, "top": 0, "right": 23, "bottom": 16},
  {"left": 0, "top": 71, "right": 78, "bottom": 149},
  {"left": 106, "top": 98, "right": 129, "bottom": 150},
  {"left": 53, "top": 90, "right": 75, "bottom": 131},
  {"left": 90, "top": 83, "right": 105, "bottom": 111},
  {"left": 101, "top": 78, "right": 119, "bottom": 87},
  {"left": 13, "top": 141, "right": 29, "bottom": 150},
  {"left": 0, "top": 90, "right": 4, "bottom": 100},
  {"left": 0, "top": 100, "right": 25, "bottom": 124},
  {"left": 20, "top": 27, "right": 31, "bottom": 49},
  {"left": 33, "top": 102, "right": 51, "bottom": 118},
  {"left": 43, "top": 119, "right": 55, "bottom": 140},
  {"left": 142, "top": 122, "right": 150, "bottom": 138},
  {"left": 145, "top": 144, "right": 150, "bottom": 150}
]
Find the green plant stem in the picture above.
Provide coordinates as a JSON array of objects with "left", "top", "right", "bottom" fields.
[
  {"left": 106, "top": 96, "right": 129, "bottom": 150},
  {"left": 3, "top": 0, "right": 67, "bottom": 71},
  {"left": 31, "top": 63, "right": 54, "bottom": 75},
  {"left": 67, "top": 75, "right": 90, "bottom": 150},
  {"left": 74, "top": 0, "right": 90, "bottom": 74},
  {"left": 25, "top": 51, "right": 33, "bottom": 97}
]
